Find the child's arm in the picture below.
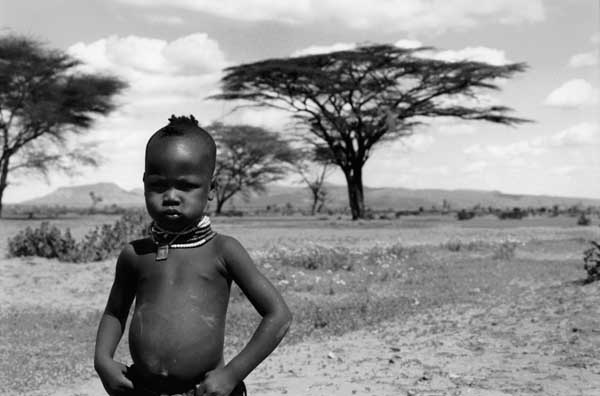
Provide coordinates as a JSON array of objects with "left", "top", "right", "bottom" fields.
[
  {"left": 94, "top": 244, "right": 137, "bottom": 395},
  {"left": 201, "top": 235, "right": 292, "bottom": 396}
]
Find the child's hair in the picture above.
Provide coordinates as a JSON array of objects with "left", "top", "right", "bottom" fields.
[
  {"left": 160, "top": 115, "right": 200, "bottom": 135},
  {"left": 145, "top": 114, "right": 217, "bottom": 176}
]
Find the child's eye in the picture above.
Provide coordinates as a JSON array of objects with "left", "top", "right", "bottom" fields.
[
  {"left": 146, "top": 180, "right": 168, "bottom": 192},
  {"left": 175, "top": 181, "right": 199, "bottom": 190}
]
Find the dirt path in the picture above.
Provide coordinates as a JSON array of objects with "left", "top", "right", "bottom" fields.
[{"left": 42, "top": 279, "right": 600, "bottom": 396}]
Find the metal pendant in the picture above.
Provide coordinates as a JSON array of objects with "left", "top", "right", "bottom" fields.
[{"left": 156, "top": 245, "right": 169, "bottom": 261}]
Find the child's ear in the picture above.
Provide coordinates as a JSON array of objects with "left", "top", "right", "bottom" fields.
[{"left": 208, "top": 178, "right": 217, "bottom": 201}]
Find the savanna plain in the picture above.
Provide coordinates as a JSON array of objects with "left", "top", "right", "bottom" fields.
[{"left": 1, "top": 214, "right": 600, "bottom": 396}]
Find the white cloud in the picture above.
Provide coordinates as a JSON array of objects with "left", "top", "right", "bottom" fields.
[
  {"left": 164, "top": 34, "right": 227, "bottom": 73},
  {"left": 436, "top": 123, "right": 477, "bottom": 136},
  {"left": 291, "top": 42, "right": 356, "bottom": 57},
  {"left": 464, "top": 122, "right": 599, "bottom": 161},
  {"left": 427, "top": 119, "right": 478, "bottom": 135},
  {"left": 419, "top": 46, "right": 511, "bottom": 65},
  {"left": 549, "top": 122, "right": 600, "bottom": 147},
  {"left": 544, "top": 79, "right": 599, "bottom": 108},
  {"left": 390, "top": 133, "right": 436, "bottom": 153},
  {"left": 591, "top": 32, "right": 600, "bottom": 44},
  {"left": 224, "top": 108, "right": 293, "bottom": 131},
  {"left": 394, "top": 39, "right": 423, "bottom": 49},
  {"left": 464, "top": 140, "right": 546, "bottom": 159},
  {"left": 568, "top": 52, "right": 598, "bottom": 68},
  {"left": 68, "top": 33, "right": 227, "bottom": 110},
  {"left": 113, "top": 0, "right": 544, "bottom": 33},
  {"left": 70, "top": 33, "right": 226, "bottom": 76}
]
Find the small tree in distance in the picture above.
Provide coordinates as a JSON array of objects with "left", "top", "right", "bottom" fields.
[
  {"left": 206, "top": 123, "right": 296, "bottom": 214},
  {"left": 293, "top": 145, "right": 334, "bottom": 215},
  {"left": 0, "top": 34, "right": 126, "bottom": 217},
  {"left": 89, "top": 191, "right": 103, "bottom": 213},
  {"left": 211, "top": 44, "right": 531, "bottom": 219}
]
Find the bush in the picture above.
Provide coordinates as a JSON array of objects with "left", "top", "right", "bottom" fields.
[
  {"left": 577, "top": 213, "right": 591, "bottom": 226},
  {"left": 456, "top": 209, "right": 475, "bottom": 221},
  {"left": 583, "top": 241, "right": 600, "bottom": 282},
  {"left": 497, "top": 207, "right": 526, "bottom": 220},
  {"left": 8, "top": 210, "right": 150, "bottom": 262},
  {"left": 7, "top": 222, "right": 77, "bottom": 261}
]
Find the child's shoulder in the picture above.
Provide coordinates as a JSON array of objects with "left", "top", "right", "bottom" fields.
[
  {"left": 212, "top": 233, "right": 248, "bottom": 257},
  {"left": 121, "top": 237, "right": 155, "bottom": 259}
]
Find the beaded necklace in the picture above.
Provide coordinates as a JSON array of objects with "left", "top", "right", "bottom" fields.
[{"left": 150, "top": 215, "right": 215, "bottom": 261}]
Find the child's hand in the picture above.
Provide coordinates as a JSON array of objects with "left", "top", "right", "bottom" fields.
[
  {"left": 95, "top": 359, "right": 134, "bottom": 396},
  {"left": 196, "top": 367, "right": 238, "bottom": 396}
]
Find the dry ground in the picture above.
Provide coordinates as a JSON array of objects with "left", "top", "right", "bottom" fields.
[{"left": 2, "top": 216, "right": 600, "bottom": 396}]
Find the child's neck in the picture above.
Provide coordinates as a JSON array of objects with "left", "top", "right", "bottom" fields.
[{"left": 150, "top": 216, "right": 215, "bottom": 261}]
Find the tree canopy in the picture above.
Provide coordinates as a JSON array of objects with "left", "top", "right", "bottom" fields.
[
  {"left": 205, "top": 123, "right": 296, "bottom": 214},
  {"left": 0, "top": 34, "right": 126, "bottom": 216},
  {"left": 211, "top": 44, "right": 531, "bottom": 219}
]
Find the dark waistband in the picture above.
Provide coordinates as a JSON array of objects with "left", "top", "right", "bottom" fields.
[{"left": 126, "top": 365, "right": 246, "bottom": 396}]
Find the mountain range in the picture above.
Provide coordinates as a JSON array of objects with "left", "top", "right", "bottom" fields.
[{"left": 15, "top": 182, "right": 600, "bottom": 211}]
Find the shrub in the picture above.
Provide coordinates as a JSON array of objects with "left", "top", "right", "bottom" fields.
[
  {"left": 444, "top": 240, "right": 463, "bottom": 252},
  {"left": 577, "top": 213, "right": 591, "bottom": 226},
  {"left": 8, "top": 210, "right": 149, "bottom": 262},
  {"left": 456, "top": 209, "right": 475, "bottom": 221},
  {"left": 583, "top": 241, "right": 600, "bottom": 282},
  {"left": 492, "top": 240, "right": 517, "bottom": 260},
  {"left": 497, "top": 207, "right": 526, "bottom": 220},
  {"left": 7, "top": 222, "right": 77, "bottom": 261}
]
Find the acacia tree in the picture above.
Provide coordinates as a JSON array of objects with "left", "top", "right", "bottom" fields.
[
  {"left": 0, "top": 34, "right": 126, "bottom": 217},
  {"left": 211, "top": 44, "right": 530, "bottom": 219},
  {"left": 206, "top": 123, "right": 296, "bottom": 214},
  {"left": 293, "top": 145, "right": 334, "bottom": 215}
]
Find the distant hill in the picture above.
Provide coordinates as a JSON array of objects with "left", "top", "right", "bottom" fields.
[
  {"left": 20, "top": 182, "right": 144, "bottom": 208},
  {"left": 16, "top": 182, "right": 600, "bottom": 211},
  {"left": 227, "top": 184, "right": 600, "bottom": 211}
]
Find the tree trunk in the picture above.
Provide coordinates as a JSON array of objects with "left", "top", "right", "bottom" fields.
[
  {"left": 0, "top": 157, "right": 9, "bottom": 218},
  {"left": 343, "top": 165, "right": 365, "bottom": 220},
  {"left": 215, "top": 198, "right": 225, "bottom": 215},
  {"left": 316, "top": 200, "right": 325, "bottom": 213},
  {"left": 309, "top": 188, "right": 319, "bottom": 216}
]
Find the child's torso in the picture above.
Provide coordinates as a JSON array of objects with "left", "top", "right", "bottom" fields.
[{"left": 128, "top": 240, "right": 230, "bottom": 388}]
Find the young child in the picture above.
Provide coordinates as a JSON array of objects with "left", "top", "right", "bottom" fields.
[{"left": 94, "top": 115, "right": 292, "bottom": 396}]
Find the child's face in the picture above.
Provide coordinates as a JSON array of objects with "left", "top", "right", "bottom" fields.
[{"left": 144, "top": 136, "right": 214, "bottom": 231}]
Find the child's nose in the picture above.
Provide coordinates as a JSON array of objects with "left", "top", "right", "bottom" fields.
[{"left": 162, "top": 188, "right": 180, "bottom": 205}]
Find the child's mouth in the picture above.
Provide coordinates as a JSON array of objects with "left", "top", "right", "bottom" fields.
[{"left": 163, "top": 210, "right": 182, "bottom": 219}]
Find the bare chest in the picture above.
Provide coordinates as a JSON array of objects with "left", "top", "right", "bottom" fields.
[{"left": 135, "top": 248, "right": 230, "bottom": 303}]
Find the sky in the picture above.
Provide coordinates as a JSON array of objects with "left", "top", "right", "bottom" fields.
[{"left": 1, "top": 0, "right": 599, "bottom": 203}]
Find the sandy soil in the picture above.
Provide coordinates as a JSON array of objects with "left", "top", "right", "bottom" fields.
[{"left": 33, "top": 278, "right": 600, "bottom": 396}]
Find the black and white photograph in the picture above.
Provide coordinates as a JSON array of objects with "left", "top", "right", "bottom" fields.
[{"left": 1, "top": 1, "right": 599, "bottom": 395}]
